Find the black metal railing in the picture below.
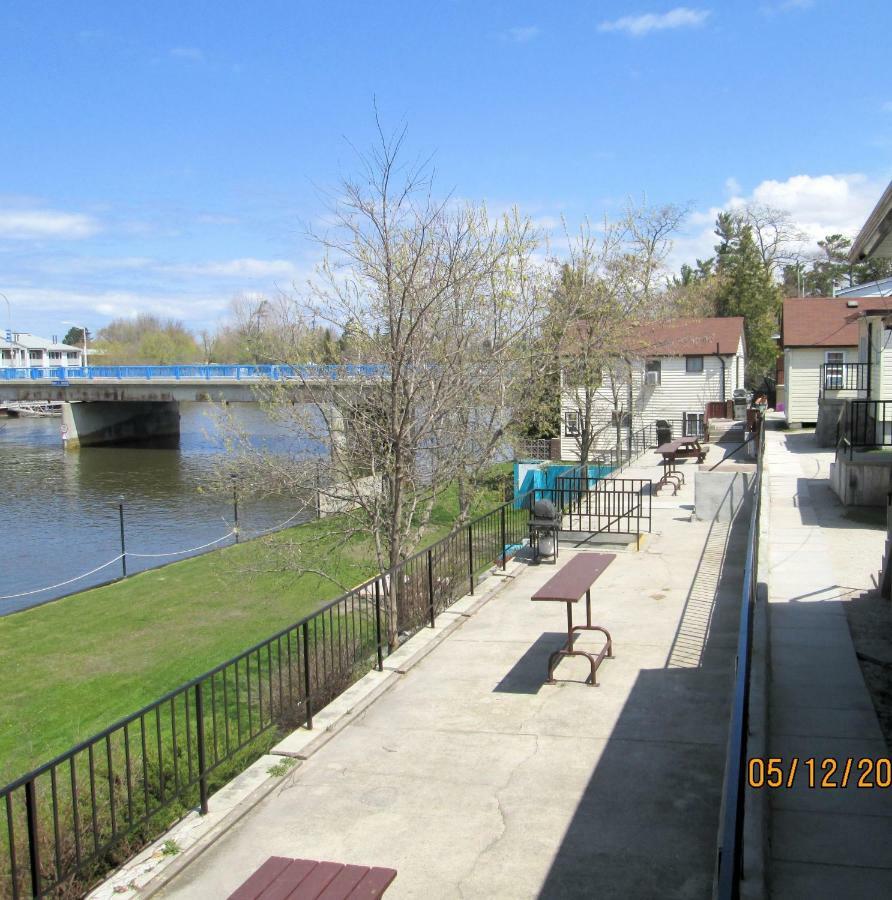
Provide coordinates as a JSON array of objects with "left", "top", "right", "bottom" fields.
[
  {"left": 0, "top": 495, "right": 532, "bottom": 899},
  {"left": 531, "top": 478, "right": 652, "bottom": 536},
  {"left": 847, "top": 399, "right": 892, "bottom": 458},
  {"left": 576, "top": 421, "right": 660, "bottom": 473},
  {"left": 714, "top": 420, "right": 765, "bottom": 899},
  {"left": 820, "top": 362, "right": 869, "bottom": 396}
]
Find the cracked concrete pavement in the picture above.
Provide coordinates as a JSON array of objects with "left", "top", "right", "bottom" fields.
[{"left": 157, "top": 454, "right": 747, "bottom": 899}]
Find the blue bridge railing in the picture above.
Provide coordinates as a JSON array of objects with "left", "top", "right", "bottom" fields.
[{"left": 0, "top": 364, "right": 388, "bottom": 382}]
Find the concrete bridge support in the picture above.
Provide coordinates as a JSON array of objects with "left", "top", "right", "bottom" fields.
[{"left": 61, "top": 401, "right": 181, "bottom": 449}]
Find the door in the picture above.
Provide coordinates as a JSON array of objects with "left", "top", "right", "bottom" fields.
[{"left": 683, "top": 412, "right": 704, "bottom": 437}]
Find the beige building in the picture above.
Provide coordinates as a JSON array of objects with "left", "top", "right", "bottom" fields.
[
  {"left": 781, "top": 298, "right": 863, "bottom": 428},
  {"left": 559, "top": 317, "right": 745, "bottom": 461}
]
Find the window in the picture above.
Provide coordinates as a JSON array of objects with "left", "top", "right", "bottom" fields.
[
  {"left": 610, "top": 409, "right": 631, "bottom": 427},
  {"left": 67, "top": 352, "right": 80, "bottom": 360},
  {"left": 564, "top": 410, "right": 580, "bottom": 436},
  {"left": 645, "top": 359, "right": 661, "bottom": 385},
  {"left": 49, "top": 351, "right": 61, "bottom": 360},
  {"left": 684, "top": 412, "right": 705, "bottom": 437},
  {"left": 825, "top": 351, "right": 844, "bottom": 390},
  {"left": 29, "top": 350, "right": 42, "bottom": 360},
  {"left": 0, "top": 349, "right": 10, "bottom": 360},
  {"left": 686, "top": 355, "right": 704, "bottom": 374}
]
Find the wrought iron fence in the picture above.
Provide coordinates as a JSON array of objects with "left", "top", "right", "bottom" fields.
[
  {"left": 0, "top": 495, "right": 531, "bottom": 899},
  {"left": 531, "top": 477, "right": 652, "bottom": 536},
  {"left": 714, "top": 420, "right": 765, "bottom": 899},
  {"left": 820, "top": 362, "right": 869, "bottom": 396},
  {"left": 847, "top": 399, "right": 892, "bottom": 458}
]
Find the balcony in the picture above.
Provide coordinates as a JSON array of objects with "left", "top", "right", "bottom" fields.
[{"left": 820, "top": 362, "right": 869, "bottom": 397}]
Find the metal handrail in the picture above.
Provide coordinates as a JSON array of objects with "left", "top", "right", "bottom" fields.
[
  {"left": 819, "top": 362, "right": 869, "bottom": 397},
  {"left": 0, "top": 490, "right": 532, "bottom": 898},
  {"left": 714, "top": 423, "right": 765, "bottom": 899},
  {"left": 0, "top": 364, "right": 389, "bottom": 382}
]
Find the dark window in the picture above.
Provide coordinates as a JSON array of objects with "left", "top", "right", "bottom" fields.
[
  {"left": 611, "top": 409, "right": 631, "bottom": 427},
  {"left": 29, "top": 349, "right": 42, "bottom": 360},
  {"left": 564, "top": 410, "right": 580, "bottom": 436},
  {"left": 686, "top": 355, "right": 704, "bottom": 374},
  {"left": 684, "top": 413, "right": 704, "bottom": 437},
  {"left": 645, "top": 359, "right": 661, "bottom": 385}
]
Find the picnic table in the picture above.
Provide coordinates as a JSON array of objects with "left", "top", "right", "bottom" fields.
[
  {"left": 228, "top": 856, "right": 397, "bottom": 900},
  {"left": 655, "top": 441, "right": 684, "bottom": 494},
  {"left": 675, "top": 434, "right": 706, "bottom": 462},
  {"left": 531, "top": 552, "right": 615, "bottom": 686}
]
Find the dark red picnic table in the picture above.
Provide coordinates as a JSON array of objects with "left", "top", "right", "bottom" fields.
[
  {"left": 228, "top": 856, "right": 397, "bottom": 900},
  {"left": 531, "top": 553, "right": 615, "bottom": 686}
]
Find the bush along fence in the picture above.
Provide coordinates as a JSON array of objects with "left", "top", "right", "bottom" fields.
[{"left": 0, "top": 495, "right": 533, "bottom": 899}]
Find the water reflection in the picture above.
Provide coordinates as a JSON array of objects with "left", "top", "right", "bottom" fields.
[{"left": 0, "top": 403, "right": 316, "bottom": 614}]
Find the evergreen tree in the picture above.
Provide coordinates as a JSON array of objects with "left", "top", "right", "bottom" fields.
[{"left": 713, "top": 220, "right": 780, "bottom": 385}]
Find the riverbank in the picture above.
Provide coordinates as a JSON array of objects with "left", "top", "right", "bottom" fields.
[{"left": 0, "top": 472, "right": 510, "bottom": 784}]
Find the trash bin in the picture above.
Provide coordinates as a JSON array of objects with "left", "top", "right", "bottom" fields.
[
  {"left": 656, "top": 419, "right": 672, "bottom": 445},
  {"left": 732, "top": 389, "right": 748, "bottom": 420}
]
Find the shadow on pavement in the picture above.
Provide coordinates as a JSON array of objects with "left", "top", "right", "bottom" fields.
[{"left": 535, "top": 506, "right": 750, "bottom": 898}]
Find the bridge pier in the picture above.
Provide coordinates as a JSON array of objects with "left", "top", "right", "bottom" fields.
[{"left": 61, "top": 401, "right": 181, "bottom": 449}]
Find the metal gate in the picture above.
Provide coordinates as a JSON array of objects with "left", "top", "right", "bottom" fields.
[{"left": 532, "top": 476, "right": 652, "bottom": 535}]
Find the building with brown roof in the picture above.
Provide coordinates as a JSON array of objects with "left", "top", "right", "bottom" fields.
[
  {"left": 780, "top": 296, "right": 889, "bottom": 427},
  {"left": 560, "top": 316, "right": 746, "bottom": 461}
]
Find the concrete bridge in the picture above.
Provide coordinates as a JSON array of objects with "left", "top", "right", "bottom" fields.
[{"left": 0, "top": 364, "right": 385, "bottom": 448}]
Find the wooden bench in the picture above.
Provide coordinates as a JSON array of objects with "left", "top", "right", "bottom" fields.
[
  {"left": 531, "top": 553, "right": 615, "bottom": 686},
  {"left": 674, "top": 434, "right": 706, "bottom": 462},
  {"left": 228, "top": 856, "right": 397, "bottom": 900}
]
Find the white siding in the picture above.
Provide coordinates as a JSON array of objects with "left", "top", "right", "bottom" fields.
[
  {"left": 559, "top": 348, "right": 739, "bottom": 461},
  {"left": 785, "top": 347, "right": 855, "bottom": 425}
]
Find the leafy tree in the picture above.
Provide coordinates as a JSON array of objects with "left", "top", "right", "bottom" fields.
[
  {"left": 95, "top": 315, "right": 203, "bottom": 364},
  {"left": 62, "top": 326, "right": 90, "bottom": 348},
  {"left": 713, "top": 220, "right": 780, "bottom": 385},
  {"left": 781, "top": 234, "right": 892, "bottom": 297}
]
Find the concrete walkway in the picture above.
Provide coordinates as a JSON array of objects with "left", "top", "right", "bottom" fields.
[
  {"left": 763, "top": 427, "right": 892, "bottom": 897},
  {"left": 156, "top": 451, "right": 747, "bottom": 900}
]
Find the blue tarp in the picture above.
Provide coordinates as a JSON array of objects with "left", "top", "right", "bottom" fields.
[{"left": 513, "top": 462, "right": 615, "bottom": 508}]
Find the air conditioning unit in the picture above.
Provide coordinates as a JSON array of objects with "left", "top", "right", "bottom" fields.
[{"left": 645, "top": 371, "right": 660, "bottom": 386}]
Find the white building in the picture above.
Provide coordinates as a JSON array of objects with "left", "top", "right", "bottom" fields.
[
  {"left": 559, "top": 317, "right": 746, "bottom": 461},
  {"left": 0, "top": 332, "right": 85, "bottom": 369},
  {"left": 781, "top": 298, "right": 862, "bottom": 427}
]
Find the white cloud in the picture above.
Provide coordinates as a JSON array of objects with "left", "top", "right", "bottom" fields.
[
  {"left": 0, "top": 209, "right": 100, "bottom": 240},
  {"left": 598, "top": 7, "right": 710, "bottom": 37},
  {"left": 502, "top": 25, "right": 540, "bottom": 43},
  {"left": 671, "top": 172, "right": 887, "bottom": 270},
  {"left": 167, "top": 258, "right": 299, "bottom": 278},
  {"left": 169, "top": 47, "right": 205, "bottom": 62},
  {"left": 760, "top": 0, "right": 814, "bottom": 14},
  {"left": 6, "top": 286, "right": 229, "bottom": 326}
]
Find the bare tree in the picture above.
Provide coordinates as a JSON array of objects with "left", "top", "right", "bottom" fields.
[
  {"left": 223, "top": 123, "right": 539, "bottom": 645},
  {"left": 734, "top": 203, "right": 807, "bottom": 274},
  {"left": 544, "top": 202, "right": 684, "bottom": 464}
]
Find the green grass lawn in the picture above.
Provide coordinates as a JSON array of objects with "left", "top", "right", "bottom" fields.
[{"left": 0, "top": 471, "right": 511, "bottom": 784}]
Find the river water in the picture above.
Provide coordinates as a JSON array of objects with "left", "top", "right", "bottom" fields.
[{"left": 0, "top": 403, "right": 314, "bottom": 615}]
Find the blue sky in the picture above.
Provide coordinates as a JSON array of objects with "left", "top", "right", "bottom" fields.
[{"left": 2, "top": 1, "right": 891, "bottom": 339}]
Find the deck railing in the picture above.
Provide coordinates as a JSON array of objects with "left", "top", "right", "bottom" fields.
[
  {"left": 847, "top": 399, "right": 892, "bottom": 457},
  {"left": 819, "top": 362, "right": 869, "bottom": 396},
  {"left": 0, "top": 494, "right": 530, "bottom": 899}
]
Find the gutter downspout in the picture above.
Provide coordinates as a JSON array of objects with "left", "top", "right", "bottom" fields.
[
  {"left": 711, "top": 342, "right": 727, "bottom": 402},
  {"left": 867, "top": 321, "right": 873, "bottom": 401}
]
